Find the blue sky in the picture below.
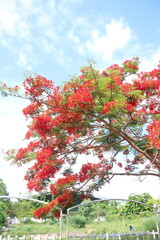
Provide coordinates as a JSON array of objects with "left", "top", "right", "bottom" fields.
[
  {"left": 0, "top": 0, "right": 160, "bottom": 198},
  {"left": 1, "top": 0, "right": 160, "bottom": 85}
]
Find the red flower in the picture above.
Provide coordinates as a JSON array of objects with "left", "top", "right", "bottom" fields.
[
  {"left": 147, "top": 120, "right": 160, "bottom": 148},
  {"left": 54, "top": 210, "right": 60, "bottom": 219},
  {"left": 34, "top": 205, "right": 50, "bottom": 219},
  {"left": 101, "top": 100, "right": 116, "bottom": 114},
  {"left": 117, "top": 162, "right": 123, "bottom": 168}
]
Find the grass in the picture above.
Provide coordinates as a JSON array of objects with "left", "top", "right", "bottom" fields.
[
  {"left": 7, "top": 222, "right": 60, "bottom": 236},
  {"left": 2, "top": 215, "right": 160, "bottom": 237},
  {"left": 69, "top": 217, "right": 147, "bottom": 235}
]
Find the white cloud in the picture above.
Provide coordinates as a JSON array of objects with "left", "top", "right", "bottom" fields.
[
  {"left": 0, "top": 83, "right": 28, "bottom": 184},
  {"left": 0, "top": 97, "right": 30, "bottom": 196},
  {"left": 62, "top": 0, "right": 84, "bottom": 3},
  {"left": 0, "top": 0, "right": 75, "bottom": 69},
  {"left": 139, "top": 47, "right": 160, "bottom": 71},
  {"left": 17, "top": 53, "right": 28, "bottom": 67},
  {"left": 19, "top": 0, "right": 35, "bottom": 10},
  {"left": 0, "top": 158, "right": 30, "bottom": 196},
  {"left": 58, "top": 0, "right": 84, "bottom": 17},
  {"left": 47, "top": 0, "right": 56, "bottom": 9},
  {"left": 55, "top": 48, "right": 72, "bottom": 68},
  {"left": 95, "top": 175, "right": 160, "bottom": 199},
  {"left": 67, "top": 32, "right": 80, "bottom": 44},
  {"left": 0, "top": 1, "right": 20, "bottom": 36},
  {"left": 18, "top": 21, "right": 32, "bottom": 40},
  {"left": 152, "top": 47, "right": 160, "bottom": 64},
  {"left": 36, "top": 11, "right": 53, "bottom": 27},
  {"left": 40, "top": 38, "right": 55, "bottom": 54},
  {"left": 16, "top": 44, "right": 33, "bottom": 69},
  {"left": 44, "top": 28, "right": 60, "bottom": 42},
  {"left": 80, "top": 18, "right": 132, "bottom": 61},
  {"left": 0, "top": 0, "right": 32, "bottom": 40}
]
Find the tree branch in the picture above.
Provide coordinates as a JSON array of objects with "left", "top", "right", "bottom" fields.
[{"left": 111, "top": 171, "right": 160, "bottom": 178}]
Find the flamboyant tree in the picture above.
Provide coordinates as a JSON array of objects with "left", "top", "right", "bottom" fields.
[{"left": 0, "top": 57, "right": 160, "bottom": 218}]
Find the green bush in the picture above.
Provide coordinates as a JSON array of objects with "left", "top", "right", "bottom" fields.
[
  {"left": 0, "top": 211, "right": 6, "bottom": 225},
  {"left": 21, "top": 218, "right": 32, "bottom": 224},
  {"left": 143, "top": 216, "right": 160, "bottom": 231},
  {"left": 42, "top": 219, "right": 56, "bottom": 224},
  {"left": 70, "top": 216, "right": 86, "bottom": 228},
  {"left": 105, "top": 214, "right": 120, "bottom": 222}
]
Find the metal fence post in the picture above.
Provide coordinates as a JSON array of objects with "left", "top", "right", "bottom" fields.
[
  {"left": 66, "top": 209, "right": 70, "bottom": 240},
  {"left": 59, "top": 209, "right": 63, "bottom": 240},
  {"left": 155, "top": 210, "right": 160, "bottom": 238}
]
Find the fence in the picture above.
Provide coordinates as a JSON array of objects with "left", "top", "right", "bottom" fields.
[
  {"left": 67, "top": 231, "right": 160, "bottom": 240},
  {"left": 0, "top": 231, "right": 159, "bottom": 240}
]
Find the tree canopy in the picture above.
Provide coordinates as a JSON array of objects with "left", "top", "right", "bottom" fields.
[
  {"left": 0, "top": 179, "right": 9, "bottom": 227},
  {"left": 124, "top": 193, "right": 153, "bottom": 216},
  {"left": 0, "top": 179, "right": 9, "bottom": 197},
  {"left": 0, "top": 57, "right": 160, "bottom": 218}
]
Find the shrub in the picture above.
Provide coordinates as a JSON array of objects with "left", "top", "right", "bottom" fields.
[
  {"left": 143, "top": 216, "right": 160, "bottom": 231},
  {"left": 42, "top": 219, "right": 56, "bottom": 224},
  {"left": 70, "top": 216, "right": 86, "bottom": 228},
  {"left": 105, "top": 214, "right": 119, "bottom": 222},
  {"left": 21, "top": 218, "right": 32, "bottom": 224},
  {"left": 0, "top": 211, "right": 6, "bottom": 226}
]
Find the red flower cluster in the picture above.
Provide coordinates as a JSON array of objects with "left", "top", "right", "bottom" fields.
[
  {"left": 134, "top": 68, "right": 160, "bottom": 93},
  {"left": 23, "top": 75, "right": 54, "bottom": 97},
  {"left": 34, "top": 205, "right": 51, "bottom": 219},
  {"left": 147, "top": 120, "right": 160, "bottom": 149},
  {"left": 32, "top": 113, "right": 54, "bottom": 137},
  {"left": 34, "top": 191, "right": 73, "bottom": 219},
  {"left": 123, "top": 57, "right": 140, "bottom": 73},
  {"left": 22, "top": 102, "right": 42, "bottom": 116},
  {"left": 68, "top": 80, "right": 95, "bottom": 110},
  {"left": 50, "top": 175, "right": 77, "bottom": 196},
  {"left": 57, "top": 191, "right": 73, "bottom": 207},
  {"left": 79, "top": 163, "right": 99, "bottom": 182},
  {"left": 101, "top": 100, "right": 116, "bottom": 114}
]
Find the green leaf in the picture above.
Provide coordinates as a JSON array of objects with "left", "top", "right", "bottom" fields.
[{"left": 127, "top": 90, "right": 144, "bottom": 99}]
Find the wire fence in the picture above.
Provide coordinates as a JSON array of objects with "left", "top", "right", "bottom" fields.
[{"left": 0, "top": 231, "right": 159, "bottom": 240}]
